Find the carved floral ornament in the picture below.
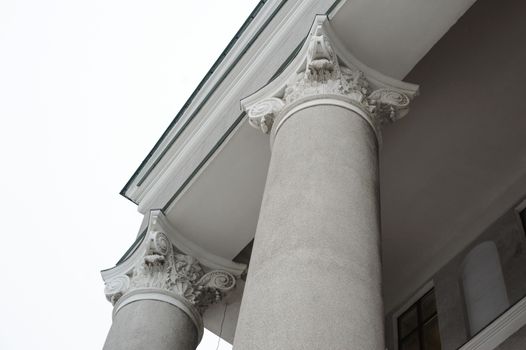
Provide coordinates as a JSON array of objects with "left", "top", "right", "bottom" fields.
[
  {"left": 103, "top": 230, "right": 236, "bottom": 314},
  {"left": 244, "top": 20, "right": 416, "bottom": 137}
]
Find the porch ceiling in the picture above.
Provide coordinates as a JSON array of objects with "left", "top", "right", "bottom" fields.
[{"left": 156, "top": 0, "right": 526, "bottom": 311}]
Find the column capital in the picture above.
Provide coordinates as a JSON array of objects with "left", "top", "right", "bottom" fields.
[
  {"left": 101, "top": 210, "right": 246, "bottom": 342},
  {"left": 242, "top": 15, "right": 419, "bottom": 143}
]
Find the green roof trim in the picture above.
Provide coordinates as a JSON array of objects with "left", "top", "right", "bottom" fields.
[{"left": 121, "top": 0, "right": 344, "bottom": 204}]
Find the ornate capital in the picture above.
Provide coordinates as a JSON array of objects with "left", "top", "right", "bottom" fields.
[
  {"left": 243, "top": 16, "right": 418, "bottom": 139},
  {"left": 101, "top": 210, "right": 245, "bottom": 341},
  {"left": 104, "top": 231, "right": 236, "bottom": 314}
]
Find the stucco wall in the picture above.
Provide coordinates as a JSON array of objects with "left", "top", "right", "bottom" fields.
[
  {"left": 384, "top": 0, "right": 526, "bottom": 347},
  {"left": 495, "top": 325, "right": 526, "bottom": 350},
  {"left": 385, "top": 204, "right": 526, "bottom": 350}
]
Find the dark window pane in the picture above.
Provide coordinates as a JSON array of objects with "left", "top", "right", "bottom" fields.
[
  {"left": 422, "top": 317, "right": 442, "bottom": 350},
  {"left": 421, "top": 291, "right": 438, "bottom": 321},
  {"left": 520, "top": 208, "right": 526, "bottom": 234},
  {"left": 400, "top": 331, "right": 420, "bottom": 350},
  {"left": 399, "top": 306, "right": 418, "bottom": 338}
]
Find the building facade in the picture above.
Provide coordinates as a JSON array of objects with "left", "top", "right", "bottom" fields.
[{"left": 101, "top": 0, "right": 526, "bottom": 349}]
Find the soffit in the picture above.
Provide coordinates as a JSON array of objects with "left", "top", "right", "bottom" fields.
[
  {"left": 330, "top": 0, "right": 477, "bottom": 79},
  {"left": 125, "top": 0, "right": 526, "bottom": 313},
  {"left": 158, "top": 0, "right": 480, "bottom": 260},
  {"left": 380, "top": 0, "right": 526, "bottom": 311}
]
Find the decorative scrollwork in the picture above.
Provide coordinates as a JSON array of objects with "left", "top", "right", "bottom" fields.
[
  {"left": 104, "top": 231, "right": 238, "bottom": 314},
  {"left": 247, "top": 98, "right": 285, "bottom": 134},
  {"left": 367, "top": 88, "right": 411, "bottom": 123},
  {"left": 199, "top": 270, "right": 236, "bottom": 291},
  {"left": 149, "top": 231, "right": 170, "bottom": 256},
  {"left": 104, "top": 275, "right": 130, "bottom": 305},
  {"left": 245, "top": 21, "right": 414, "bottom": 134}
]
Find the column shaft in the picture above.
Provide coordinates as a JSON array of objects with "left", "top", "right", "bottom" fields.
[
  {"left": 234, "top": 103, "right": 384, "bottom": 349},
  {"left": 103, "top": 299, "right": 198, "bottom": 350}
]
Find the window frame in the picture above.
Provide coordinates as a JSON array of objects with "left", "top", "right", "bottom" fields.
[
  {"left": 514, "top": 198, "right": 526, "bottom": 238},
  {"left": 392, "top": 281, "right": 436, "bottom": 350}
]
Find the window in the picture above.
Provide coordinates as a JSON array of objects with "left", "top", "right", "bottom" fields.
[
  {"left": 516, "top": 199, "right": 526, "bottom": 237},
  {"left": 397, "top": 289, "right": 442, "bottom": 350},
  {"left": 519, "top": 207, "right": 526, "bottom": 235}
]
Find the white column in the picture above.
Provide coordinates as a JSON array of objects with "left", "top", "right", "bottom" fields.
[
  {"left": 233, "top": 16, "right": 418, "bottom": 350},
  {"left": 104, "top": 297, "right": 198, "bottom": 350},
  {"left": 102, "top": 211, "right": 245, "bottom": 350}
]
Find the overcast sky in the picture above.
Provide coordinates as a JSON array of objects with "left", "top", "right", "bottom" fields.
[{"left": 0, "top": 0, "right": 258, "bottom": 348}]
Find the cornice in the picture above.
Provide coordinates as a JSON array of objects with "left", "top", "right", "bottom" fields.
[
  {"left": 120, "top": 0, "right": 347, "bottom": 213},
  {"left": 120, "top": 0, "right": 285, "bottom": 203}
]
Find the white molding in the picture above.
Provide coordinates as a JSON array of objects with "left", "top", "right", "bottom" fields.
[
  {"left": 101, "top": 210, "right": 246, "bottom": 281},
  {"left": 270, "top": 95, "right": 376, "bottom": 148},
  {"left": 124, "top": 0, "right": 284, "bottom": 202},
  {"left": 458, "top": 295, "right": 526, "bottom": 350},
  {"left": 390, "top": 285, "right": 526, "bottom": 350},
  {"left": 113, "top": 288, "right": 205, "bottom": 343},
  {"left": 127, "top": 0, "right": 347, "bottom": 213}
]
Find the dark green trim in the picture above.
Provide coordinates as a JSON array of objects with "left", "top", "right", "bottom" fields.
[
  {"left": 326, "top": 0, "right": 344, "bottom": 16},
  {"left": 123, "top": 0, "right": 345, "bottom": 204},
  {"left": 162, "top": 112, "right": 247, "bottom": 211},
  {"left": 269, "top": 38, "right": 305, "bottom": 82},
  {"left": 116, "top": 229, "right": 147, "bottom": 265},
  {"left": 121, "top": 0, "right": 287, "bottom": 200},
  {"left": 161, "top": 26, "right": 311, "bottom": 211}
]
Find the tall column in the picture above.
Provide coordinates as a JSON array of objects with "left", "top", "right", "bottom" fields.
[
  {"left": 234, "top": 16, "right": 417, "bottom": 350},
  {"left": 102, "top": 211, "right": 245, "bottom": 350}
]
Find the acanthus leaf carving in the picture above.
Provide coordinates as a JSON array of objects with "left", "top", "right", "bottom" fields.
[
  {"left": 244, "top": 22, "right": 415, "bottom": 136},
  {"left": 103, "top": 230, "right": 237, "bottom": 315}
]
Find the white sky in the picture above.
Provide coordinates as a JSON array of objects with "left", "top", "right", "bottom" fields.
[{"left": 0, "top": 0, "right": 259, "bottom": 348}]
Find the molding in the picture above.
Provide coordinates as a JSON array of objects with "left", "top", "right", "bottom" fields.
[
  {"left": 123, "top": 0, "right": 347, "bottom": 213},
  {"left": 458, "top": 295, "right": 526, "bottom": 350},
  {"left": 121, "top": 0, "right": 285, "bottom": 199},
  {"left": 269, "top": 95, "right": 377, "bottom": 147},
  {"left": 113, "top": 288, "right": 205, "bottom": 342},
  {"left": 241, "top": 15, "right": 418, "bottom": 147},
  {"left": 390, "top": 284, "right": 526, "bottom": 350}
]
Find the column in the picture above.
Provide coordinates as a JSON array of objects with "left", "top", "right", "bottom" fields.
[
  {"left": 104, "top": 298, "right": 198, "bottom": 350},
  {"left": 234, "top": 16, "right": 417, "bottom": 350},
  {"left": 102, "top": 211, "right": 244, "bottom": 350}
]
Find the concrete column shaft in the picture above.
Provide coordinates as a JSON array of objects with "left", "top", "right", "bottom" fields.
[
  {"left": 234, "top": 102, "right": 384, "bottom": 350},
  {"left": 103, "top": 299, "right": 198, "bottom": 350}
]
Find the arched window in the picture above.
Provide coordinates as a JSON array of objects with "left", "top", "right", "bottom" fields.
[{"left": 462, "top": 241, "right": 509, "bottom": 336}]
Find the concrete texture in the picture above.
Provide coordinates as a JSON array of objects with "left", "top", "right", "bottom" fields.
[
  {"left": 234, "top": 104, "right": 384, "bottom": 350},
  {"left": 103, "top": 300, "right": 198, "bottom": 350}
]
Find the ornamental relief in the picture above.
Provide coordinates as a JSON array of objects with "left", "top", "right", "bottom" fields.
[
  {"left": 104, "top": 231, "right": 236, "bottom": 313},
  {"left": 247, "top": 25, "right": 411, "bottom": 134}
]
